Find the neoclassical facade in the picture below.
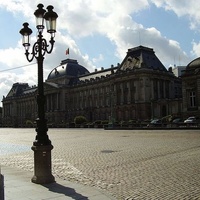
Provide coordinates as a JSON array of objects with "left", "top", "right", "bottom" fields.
[
  {"left": 181, "top": 57, "right": 200, "bottom": 118},
  {"left": 2, "top": 46, "right": 182, "bottom": 127},
  {"left": 2, "top": 83, "right": 37, "bottom": 127}
]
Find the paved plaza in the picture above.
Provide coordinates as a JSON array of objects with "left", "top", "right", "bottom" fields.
[{"left": 0, "top": 128, "right": 200, "bottom": 199}]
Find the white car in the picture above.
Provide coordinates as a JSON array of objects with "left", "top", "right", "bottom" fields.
[{"left": 184, "top": 117, "right": 196, "bottom": 123}]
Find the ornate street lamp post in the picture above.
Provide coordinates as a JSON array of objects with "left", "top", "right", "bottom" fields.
[{"left": 19, "top": 4, "right": 58, "bottom": 184}]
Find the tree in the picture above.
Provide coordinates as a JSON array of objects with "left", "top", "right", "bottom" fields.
[{"left": 74, "top": 116, "right": 87, "bottom": 125}]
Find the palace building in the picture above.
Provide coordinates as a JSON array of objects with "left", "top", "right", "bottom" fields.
[
  {"left": 2, "top": 46, "right": 183, "bottom": 127},
  {"left": 181, "top": 57, "right": 200, "bottom": 118}
]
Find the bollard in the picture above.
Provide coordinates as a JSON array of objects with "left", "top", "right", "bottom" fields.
[{"left": 0, "top": 168, "right": 4, "bottom": 200}]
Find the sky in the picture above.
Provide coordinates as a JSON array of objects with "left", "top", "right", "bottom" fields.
[{"left": 1, "top": 0, "right": 200, "bottom": 106}]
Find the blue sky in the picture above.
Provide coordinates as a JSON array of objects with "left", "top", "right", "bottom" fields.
[
  {"left": 1, "top": 0, "right": 200, "bottom": 105},
  {"left": 134, "top": 4, "right": 199, "bottom": 56}
]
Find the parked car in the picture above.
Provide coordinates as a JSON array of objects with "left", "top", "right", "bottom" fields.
[
  {"left": 147, "top": 119, "right": 162, "bottom": 127},
  {"left": 172, "top": 118, "right": 183, "bottom": 123},
  {"left": 184, "top": 116, "right": 197, "bottom": 123}
]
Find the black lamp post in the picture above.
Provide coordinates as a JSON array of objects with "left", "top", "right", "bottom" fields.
[{"left": 20, "top": 3, "right": 58, "bottom": 184}]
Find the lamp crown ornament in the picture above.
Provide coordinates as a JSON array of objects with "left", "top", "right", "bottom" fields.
[
  {"left": 19, "top": 23, "right": 33, "bottom": 50},
  {"left": 44, "top": 5, "right": 58, "bottom": 37},
  {"left": 34, "top": 3, "right": 46, "bottom": 16},
  {"left": 19, "top": 22, "right": 33, "bottom": 36},
  {"left": 34, "top": 3, "right": 46, "bottom": 31},
  {"left": 44, "top": 5, "right": 58, "bottom": 25}
]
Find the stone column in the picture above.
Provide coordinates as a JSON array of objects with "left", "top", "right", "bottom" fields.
[
  {"left": 46, "top": 95, "right": 49, "bottom": 111},
  {"left": 56, "top": 93, "right": 59, "bottom": 110},
  {"left": 120, "top": 83, "right": 123, "bottom": 105},
  {"left": 127, "top": 81, "right": 131, "bottom": 104}
]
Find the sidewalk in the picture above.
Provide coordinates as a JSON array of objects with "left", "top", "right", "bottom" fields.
[{"left": 1, "top": 166, "right": 116, "bottom": 200}]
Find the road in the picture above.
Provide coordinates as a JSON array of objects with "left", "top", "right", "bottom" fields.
[{"left": 0, "top": 128, "right": 200, "bottom": 200}]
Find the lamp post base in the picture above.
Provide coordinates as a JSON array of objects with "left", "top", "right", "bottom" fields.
[{"left": 31, "top": 145, "right": 55, "bottom": 184}]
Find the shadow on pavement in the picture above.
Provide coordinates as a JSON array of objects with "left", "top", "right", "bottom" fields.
[{"left": 42, "top": 182, "right": 89, "bottom": 200}]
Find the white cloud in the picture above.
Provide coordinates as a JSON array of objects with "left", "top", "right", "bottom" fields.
[
  {"left": 191, "top": 41, "right": 200, "bottom": 57},
  {"left": 92, "top": 54, "right": 104, "bottom": 64},
  {"left": 0, "top": 47, "right": 25, "bottom": 67}
]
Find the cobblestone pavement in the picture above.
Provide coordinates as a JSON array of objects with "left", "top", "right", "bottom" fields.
[{"left": 0, "top": 128, "right": 200, "bottom": 200}]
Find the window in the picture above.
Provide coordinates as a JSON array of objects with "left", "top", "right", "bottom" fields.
[{"left": 189, "top": 91, "right": 196, "bottom": 107}]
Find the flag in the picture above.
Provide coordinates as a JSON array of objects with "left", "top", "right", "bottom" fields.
[{"left": 66, "top": 48, "right": 69, "bottom": 55}]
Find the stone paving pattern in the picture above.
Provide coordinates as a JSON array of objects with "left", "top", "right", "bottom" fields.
[{"left": 0, "top": 128, "right": 200, "bottom": 200}]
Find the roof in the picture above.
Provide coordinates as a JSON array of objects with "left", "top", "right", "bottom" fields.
[
  {"left": 187, "top": 57, "right": 200, "bottom": 69},
  {"left": 47, "top": 59, "right": 89, "bottom": 80},
  {"left": 5, "top": 83, "right": 36, "bottom": 99},
  {"left": 119, "top": 45, "right": 167, "bottom": 72},
  {"left": 6, "top": 83, "right": 29, "bottom": 98},
  {"left": 183, "top": 57, "right": 200, "bottom": 76},
  {"left": 79, "top": 67, "right": 117, "bottom": 82}
]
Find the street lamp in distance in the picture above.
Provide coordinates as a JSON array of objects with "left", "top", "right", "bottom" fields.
[{"left": 19, "top": 3, "right": 58, "bottom": 184}]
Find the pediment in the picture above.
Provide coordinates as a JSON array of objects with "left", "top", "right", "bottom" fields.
[{"left": 121, "top": 56, "right": 141, "bottom": 70}]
